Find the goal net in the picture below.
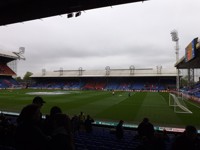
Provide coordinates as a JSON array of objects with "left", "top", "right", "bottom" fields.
[{"left": 169, "top": 93, "right": 192, "bottom": 114}]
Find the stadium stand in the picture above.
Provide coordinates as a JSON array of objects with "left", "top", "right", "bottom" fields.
[
  {"left": 30, "top": 68, "right": 177, "bottom": 92},
  {"left": 31, "top": 76, "right": 176, "bottom": 91},
  {"left": 84, "top": 81, "right": 96, "bottom": 90},
  {"left": 0, "top": 63, "right": 16, "bottom": 76},
  {"left": 181, "top": 82, "right": 200, "bottom": 98},
  {"left": 0, "top": 51, "right": 20, "bottom": 89},
  {"left": 175, "top": 38, "right": 200, "bottom": 99},
  {"left": 74, "top": 127, "right": 141, "bottom": 150},
  {"left": 1, "top": 112, "right": 197, "bottom": 150},
  {"left": 95, "top": 81, "right": 106, "bottom": 90},
  {"left": 0, "top": 76, "right": 19, "bottom": 88}
]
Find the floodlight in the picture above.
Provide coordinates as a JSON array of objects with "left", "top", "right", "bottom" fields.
[
  {"left": 19, "top": 47, "right": 25, "bottom": 54},
  {"left": 170, "top": 30, "right": 179, "bottom": 42},
  {"left": 13, "top": 47, "right": 25, "bottom": 60},
  {"left": 75, "top": 11, "right": 81, "bottom": 17},
  {"left": 67, "top": 13, "right": 73, "bottom": 18},
  {"left": 170, "top": 30, "right": 179, "bottom": 61}
]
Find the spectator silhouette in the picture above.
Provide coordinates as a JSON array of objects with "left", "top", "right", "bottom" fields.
[
  {"left": 0, "top": 113, "right": 16, "bottom": 147},
  {"left": 71, "top": 115, "right": 79, "bottom": 133},
  {"left": 116, "top": 120, "right": 124, "bottom": 139},
  {"left": 32, "top": 96, "right": 46, "bottom": 130},
  {"left": 78, "top": 112, "right": 85, "bottom": 130},
  {"left": 149, "top": 131, "right": 167, "bottom": 150},
  {"left": 49, "top": 113, "right": 75, "bottom": 150},
  {"left": 85, "top": 115, "right": 94, "bottom": 133},
  {"left": 14, "top": 104, "right": 50, "bottom": 150},
  {"left": 32, "top": 96, "right": 46, "bottom": 108},
  {"left": 171, "top": 125, "right": 200, "bottom": 150},
  {"left": 49, "top": 106, "right": 62, "bottom": 116},
  {"left": 44, "top": 106, "right": 62, "bottom": 135},
  {"left": 137, "top": 117, "right": 155, "bottom": 140}
]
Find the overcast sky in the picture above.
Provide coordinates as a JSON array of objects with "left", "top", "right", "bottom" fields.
[{"left": 0, "top": 0, "right": 199, "bottom": 77}]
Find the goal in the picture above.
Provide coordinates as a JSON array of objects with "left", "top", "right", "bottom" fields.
[{"left": 169, "top": 93, "right": 192, "bottom": 114}]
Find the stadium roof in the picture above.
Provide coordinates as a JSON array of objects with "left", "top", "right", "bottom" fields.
[
  {"left": 31, "top": 68, "right": 177, "bottom": 78},
  {"left": 175, "top": 45, "right": 200, "bottom": 69},
  {"left": 0, "top": 50, "right": 18, "bottom": 63},
  {"left": 0, "top": 0, "right": 147, "bottom": 26}
]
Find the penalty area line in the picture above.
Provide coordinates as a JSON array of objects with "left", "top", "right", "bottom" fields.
[{"left": 184, "top": 99, "right": 200, "bottom": 109}]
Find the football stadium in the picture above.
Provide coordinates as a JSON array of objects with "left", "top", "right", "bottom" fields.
[
  {"left": 1, "top": 37, "right": 200, "bottom": 149},
  {"left": 1, "top": 0, "right": 200, "bottom": 150}
]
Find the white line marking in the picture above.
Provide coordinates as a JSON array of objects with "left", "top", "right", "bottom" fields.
[{"left": 184, "top": 99, "right": 200, "bottom": 109}]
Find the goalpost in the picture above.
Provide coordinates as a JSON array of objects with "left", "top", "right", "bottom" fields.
[{"left": 169, "top": 93, "right": 192, "bottom": 114}]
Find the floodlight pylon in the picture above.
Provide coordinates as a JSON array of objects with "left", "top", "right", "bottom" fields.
[{"left": 170, "top": 30, "right": 180, "bottom": 91}]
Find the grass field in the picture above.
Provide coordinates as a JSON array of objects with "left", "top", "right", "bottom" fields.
[{"left": 1, "top": 89, "right": 200, "bottom": 129}]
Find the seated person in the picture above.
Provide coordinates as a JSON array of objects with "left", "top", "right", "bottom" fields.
[{"left": 137, "top": 117, "right": 155, "bottom": 140}]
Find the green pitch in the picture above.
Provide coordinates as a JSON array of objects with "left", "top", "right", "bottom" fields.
[{"left": 1, "top": 89, "right": 200, "bottom": 129}]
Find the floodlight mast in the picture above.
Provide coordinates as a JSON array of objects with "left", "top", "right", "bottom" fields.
[
  {"left": 11, "top": 47, "right": 25, "bottom": 76},
  {"left": 13, "top": 47, "right": 26, "bottom": 60},
  {"left": 171, "top": 30, "right": 179, "bottom": 62},
  {"left": 170, "top": 30, "right": 180, "bottom": 91}
]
